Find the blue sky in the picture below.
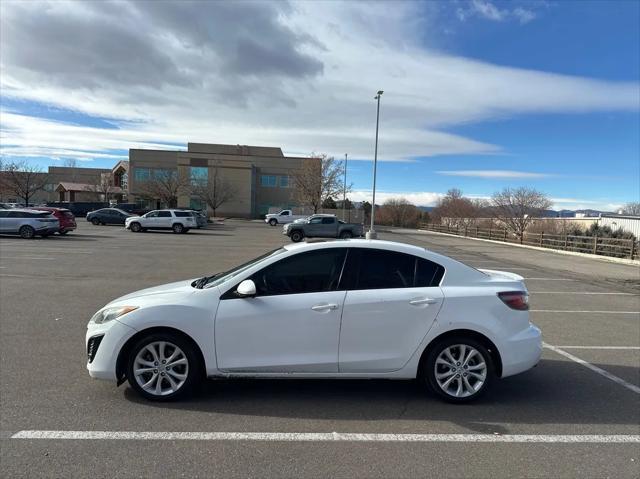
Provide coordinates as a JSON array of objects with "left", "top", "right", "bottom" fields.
[{"left": 1, "top": 0, "right": 638, "bottom": 210}]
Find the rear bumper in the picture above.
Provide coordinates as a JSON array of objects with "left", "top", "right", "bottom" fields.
[{"left": 499, "top": 324, "right": 542, "bottom": 378}]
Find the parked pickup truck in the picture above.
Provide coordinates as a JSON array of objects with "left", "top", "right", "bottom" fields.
[
  {"left": 283, "top": 214, "right": 364, "bottom": 242},
  {"left": 264, "top": 209, "right": 308, "bottom": 226}
]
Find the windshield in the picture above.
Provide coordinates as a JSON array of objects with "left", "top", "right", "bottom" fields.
[{"left": 198, "top": 247, "right": 286, "bottom": 289}]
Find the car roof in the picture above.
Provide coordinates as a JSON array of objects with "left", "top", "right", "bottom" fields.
[
  {"left": 6, "top": 208, "right": 52, "bottom": 213},
  {"left": 283, "top": 239, "right": 425, "bottom": 255}
]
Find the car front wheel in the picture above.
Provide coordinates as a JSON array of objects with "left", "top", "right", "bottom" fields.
[
  {"left": 172, "top": 223, "right": 184, "bottom": 234},
  {"left": 91, "top": 218, "right": 100, "bottom": 225},
  {"left": 423, "top": 337, "right": 494, "bottom": 403},
  {"left": 126, "top": 333, "right": 201, "bottom": 401},
  {"left": 339, "top": 231, "right": 353, "bottom": 239},
  {"left": 290, "top": 230, "right": 303, "bottom": 242},
  {"left": 268, "top": 218, "right": 277, "bottom": 226},
  {"left": 130, "top": 222, "right": 142, "bottom": 232}
]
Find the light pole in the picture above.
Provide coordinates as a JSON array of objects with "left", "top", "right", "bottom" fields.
[
  {"left": 366, "top": 90, "right": 383, "bottom": 240},
  {"left": 342, "top": 153, "right": 348, "bottom": 221}
]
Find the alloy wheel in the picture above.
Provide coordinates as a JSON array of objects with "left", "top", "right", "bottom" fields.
[
  {"left": 133, "top": 341, "right": 189, "bottom": 397},
  {"left": 434, "top": 344, "right": 487, "bottom": 398}
]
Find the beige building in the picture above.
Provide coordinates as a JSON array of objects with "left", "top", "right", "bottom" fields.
[{"left": 129, "top": 143, "right": 316, "bottom": 217}]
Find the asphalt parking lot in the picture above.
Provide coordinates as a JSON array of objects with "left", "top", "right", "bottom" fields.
[{"left": 1, "top": 220, "right": 639, "bottom": 478}]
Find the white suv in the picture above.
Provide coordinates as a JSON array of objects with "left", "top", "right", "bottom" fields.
[{"left": 125, "top": 209, "right": 196, "bottom": 234}]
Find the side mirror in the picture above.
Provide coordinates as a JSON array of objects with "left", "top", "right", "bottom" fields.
[{"left": 236, "top": 279, "right": 256, "bottom": 298}]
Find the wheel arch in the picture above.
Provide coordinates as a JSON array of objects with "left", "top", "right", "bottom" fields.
[
  {"left": 417, "top": 329, "right": 503, "bottom": 379},
  {"left": 115, "top": 326, "right": 206, "bottom": 386}
]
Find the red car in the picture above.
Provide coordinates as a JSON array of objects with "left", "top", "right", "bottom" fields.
[{"left": 30, "top": 207, "right": 77, "bottom": 235}]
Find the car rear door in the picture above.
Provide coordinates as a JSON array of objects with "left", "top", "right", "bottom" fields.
[
  {"left": 338, "top": 248, "right": 445, "bottom": 373},
  {"left": 157, "top": 210, "right": 172, "bottom": 228},
  {"left": 215, "top": 248, "right": 348, "bottom": 373}
]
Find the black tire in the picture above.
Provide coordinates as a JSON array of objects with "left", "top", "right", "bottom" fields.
[
  {"left": 172, "top": 223, "right": 184, "bottom": 234},
  {"left": 339, "top": 231, "right": 353, "bottom": 239},
  {"left": 421, "top": 336, "right": 495, "bottom": 403},
  {"left": 268, "top": 218, "right": 277, "bottom": 226},
  {"left": 183, "top": 228, "right": 190, "bottom": 233},
  {"left": 126, "top": 332, "right": 202, "bottom": 401},
  {"left": 130, "top": 222, "right": 142, "bottom": 233},
  {"left": 19, "top": 225, "right": 35, "bottom": 239},
  {"left": 91, "top": 218, "right": 100, "bottom": 226},
  {"left": 59, "top": 230, "right": 69, "bottom": 235},
  {"left": 290, "top": 230, "right": 304, "bottom": 242}
]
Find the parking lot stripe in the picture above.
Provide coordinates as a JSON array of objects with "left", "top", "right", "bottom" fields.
[
  {"left": 523, "top": 278, "right": 577, "bottom": 281},
  {"left": 554, "top": 346, "right": 640, "bottom": 350},
  {"left": 543, "top": 343, "right": 640, "bottom": 394},
  {"left": 9, "top": 430, "right": 640, "bottom": 443},
  {"left": 530, "top": 292, "right": 638, "bottom": 296},
  {"left": 531, "top": 310, "right": 640, "bottom": 314}
]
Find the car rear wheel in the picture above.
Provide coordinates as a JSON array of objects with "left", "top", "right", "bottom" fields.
[
  {"left": 130, "top": 222, "right": 142, "bottom": 232},
  {"left": 268, "top": 218, "right": 277, "bottom": 226},
  {"left": 339, "top": 231, "right": 353, "bottom": 239},
  {"left": 290, "top": 230, "right": 304, "bottom": 242},
  {"left": 172, "top": 223, "right": 184, "bottom": 234},
  {"left": 19, "top": 225, "right": 35, "bottom": 239},
  {"left": 91, "top": 218, "right": 100, "bottom": 225},
  {"left": 126, "top": 333, "right": 201, "bottom": 401},
  {"left": 422, "top": 336, "right": 494, "bottom": 403}
]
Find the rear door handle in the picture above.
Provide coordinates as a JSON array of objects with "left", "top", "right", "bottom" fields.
[
  {"left": 409, "top": 298, "right": 437, "bottom": 306},
  {"left": 311, "top": 303, "right": 339, "bottom": 312}
]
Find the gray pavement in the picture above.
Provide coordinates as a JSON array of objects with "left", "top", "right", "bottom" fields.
[{"left": 1, "top": 221, "right": 639, "bottom": 478}]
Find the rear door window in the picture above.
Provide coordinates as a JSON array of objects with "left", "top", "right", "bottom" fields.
[
  {"left": 157, "top": 211, "right": 172, "bottom": 217},
  {"left": 340, "top": 248, "right": 444, "bottom": 290}
]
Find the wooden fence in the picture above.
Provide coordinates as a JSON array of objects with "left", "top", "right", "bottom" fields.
[{"left": 419, "top": 223, "right": 639, "bottom": 260}]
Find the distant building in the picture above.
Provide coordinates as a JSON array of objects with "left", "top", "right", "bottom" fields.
[{"left": 129, "top": 143, "right": 316, "bottom": 217}]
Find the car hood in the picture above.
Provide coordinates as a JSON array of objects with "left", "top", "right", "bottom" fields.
[{"left": 108, "top": 279, "right": 196, "bottom": 305}]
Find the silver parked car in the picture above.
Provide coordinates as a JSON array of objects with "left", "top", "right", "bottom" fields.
[{"left": 0, "top": 208, "right": 60, "bottom": 238}]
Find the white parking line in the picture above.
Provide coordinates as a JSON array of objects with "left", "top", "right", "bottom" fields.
[
  {"left": 524, "top": 278, "right": 577, "bottom": 281},
  {"left": 531, "top": 310, "right": 640, "bottom": 314},
  {"left": 554, "top": 346, "right": 640, "bottom": 350},
  {"left": 9, "top": 430, "right": 640, "bottom": 443},
  {"left": 543, "top": 343, "right": 640, "bottom": 394},
  {"left": 530, "top": 292, "right": 638, "bottom": 296},
  {"left": 2, "top": 256, "right": 56, "bottom": 261}
]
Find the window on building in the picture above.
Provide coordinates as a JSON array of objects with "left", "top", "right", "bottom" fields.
[
  {"left": 261, "top": 175, "right": 277, "bottom": 187},
  {"left": 153, "top": 169, "right": 175, "bottom": 180},
  {"left": 279, "top": 176, "right": 290, "bottom": 188},
  {"left": 190, "top": 167, "right": 208, "bottom": 186},
  {"left": 133, "top": 168, "right": 150, "bottom": 182}
]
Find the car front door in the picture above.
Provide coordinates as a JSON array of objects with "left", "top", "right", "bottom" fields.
[
  {"left": 142, "top": 210, "right": 159, "bottom": 228},
  {"left": 338, "top": 248, "right": 445, "bottom": 373},
  {"left": 305, "top": 216, "right": 324, "bottom": 237},
  {"left": 156, "top": 210, "right": 172, "bottom": 228},
  {"left": 215, "top": 248, "right": 348, "bottom": 373}
]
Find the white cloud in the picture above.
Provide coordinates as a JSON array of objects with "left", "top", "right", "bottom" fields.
[
  {"left": 349, "top": 189, "right": 445, "bottom": 206},
  {"left": 437, "top": 170, "right": 553, "bottom": 178},
  {"left": 458, "top": 1, "right": 538, "bottom": 24},
  {"left": 0, "top": 0, "right": 637, "bottom": 165}
]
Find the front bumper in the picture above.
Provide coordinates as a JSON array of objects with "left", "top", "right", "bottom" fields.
[
  {"left": 499, "top": 324, "right": 542, "bottom": 378},
  {"left": 86, "top": 319, "right": 137, "bottom": 381}
]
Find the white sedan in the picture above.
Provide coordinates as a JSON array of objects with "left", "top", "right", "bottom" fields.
[{"left": 86, "top": 240, "right": 541, "bottom": 403}]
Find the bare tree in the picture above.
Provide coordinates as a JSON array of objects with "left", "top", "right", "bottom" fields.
[
  {"left": 137, "top": 169, "right": 189, "bottom": 208},
  {"left": 63, "top": 158, "right": 78, "bottom": 168},
  {"left": 294, "top": 154, "right": 349, "bottom": 214},
  {"left": 378, "top": 197, "right": 422, "bottom": 228},
  {"left": 490, "top": 187, "right": 552, "bottom": 242},
  {"left": 84, "top": 173, "right": 116, "bottom": 202},
  {"left": 621, "top": 202, "right": 640, "bottom": 216},
  {"left": 0, "top": 160, "right": 49, "bottom": 205},
  {"left": 431, "top": 188, "right": 483, "bottom": 228},
  {"left": 192, "top": 164, "right": 237, "bottom": 217}
]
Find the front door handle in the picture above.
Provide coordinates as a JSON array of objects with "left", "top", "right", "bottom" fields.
[
  {"left": 409, "top": 298, "right": 437, "bottom": 306},
  {"left": 311, "top": 303, "right": 339, "bottom": 312}
]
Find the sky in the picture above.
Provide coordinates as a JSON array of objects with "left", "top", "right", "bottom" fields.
[{"left": 0, "top": 0, "right": 638, "bottom": 211}]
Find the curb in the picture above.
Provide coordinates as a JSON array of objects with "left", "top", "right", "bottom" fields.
[{"left": 392, "top": 228, "right": 640, "bottom": 267}]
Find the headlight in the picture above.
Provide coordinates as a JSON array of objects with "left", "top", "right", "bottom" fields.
[{"left": 90, "top": 306, "right": 138, "bottom": 324}]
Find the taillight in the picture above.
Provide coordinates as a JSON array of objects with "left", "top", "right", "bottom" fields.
[{"left": 498, "top": 291, "right": 529, "bottom": 310}]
